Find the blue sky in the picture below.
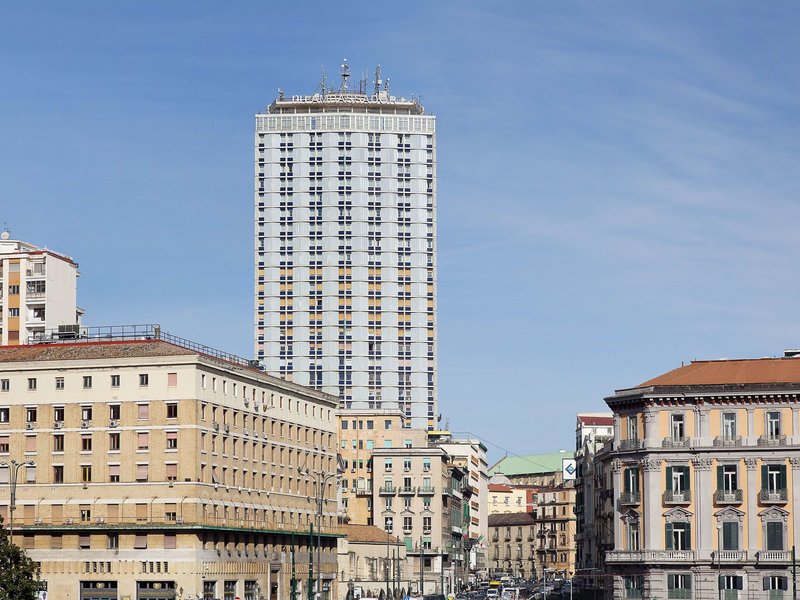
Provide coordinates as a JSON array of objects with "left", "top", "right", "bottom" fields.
[{"left": 2, "top": 2, "right": 799, "bottom": 462}]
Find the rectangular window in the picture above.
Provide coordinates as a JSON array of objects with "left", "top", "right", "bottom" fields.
[
  {"left": 26, "top": 407, "right": 37, "bottom": 423},
  {"left": 766, "top": 411, "right": 781, "bottom": 438},
  {"left": 722, "top": 521, "right": 739, "bottom": 551},
  {"left": 109, "top": 464, "right": 120, "bottom": 482},
  {"left": 109, "top": 433, "right": 120, "bottom": 451},
  {"left": 670, "top": 413, "right": 684, "bottom": 440},
  {"left": 667, "top": 574, "right": 691, "bottom": 599},
  {"left": 0, "top": 408, "right": 8, "bottom": 422},
  {"left": 165, "top": 463, "right": 178, "bottom": 481},
  {"left": 134, "top": 534, "right": 147, "bottom": 549},
  {"left": 384, "top": 516, "right": 393, "bottom": 533},
  {"left": 54, "top": 406, "right": 64, "bottom": 421},
  {"left": 136, "top": 464, "right": 149, "bottom": 482},
  {"left": 81, "top": 435, "right": 92, "bottom": 451},
  {"left": 139, "top": 374, "right": 149, "bottom": 387},
  {"left": 764, "top": 576, "right": 789, "bottom": 592},
  {"left": 166, "top": 403, "right": 178, "bottom": 419},
  {"left": 81, "top": 465, "right": 92, "bottom": 482},
  {"left": 110, "top": 374, "right": 120, "bottom": 387},
  {"left": 624, "top": 576, "right": 642, "bottom": 599},
  {"left": 53, "top": 465, "right": 64, "bottom": 483},
  {"left": 137, "top": 404, "right": 149, "bottom": 420},
  {"left": 53, "top": 434, "right": 64, "bottom": 452},
  {"left": 27, "top": 378, "right": 37, "bottom": 391},
  {"left": 763, "top": 464, "right": 787, "bottom": 495},
  {"left": 665, "top": 522, "right": 691, "bottom": 550},
  {"left": 766, "top": 521, "right": 784, "bottom": 551},
  {"left": 83, "top": 376, "right": 92, "bottom": 389},
  {"left": 167, "top": 372, "right": 177, "bottom": 387},
  {"left": 384, "top": 458, "right": 393, "bottom": 472},
  {"left": 166, "top": 431, "right": 178, "bottom": 449},
  {"left": 137, "top": 432, "right": 149, "bottom": 450},
  {"left": 722, "top": 412, "right": 736, "bottom": 439},
  {"left": 627, "top": 416, "right": 638, "bottom": 440},
  {"left": 81, "top": 406, "right": 92, "bottom": 421},
  {"left": 0, "top": 380, "right": 8, "bottom": 392},
  {"left": 623, "top": 467, "right": 639, "bottom": 494},
  {"left": 55, "top": 377, "right": 64, "bottom": 390}
]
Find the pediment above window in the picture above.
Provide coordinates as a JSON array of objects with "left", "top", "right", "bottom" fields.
[
  {"left": 758, "top": 506, "right": 789, "bottom": 522},
  {"left": 663, "top": 507, "right": 693, "bottom": 522}
]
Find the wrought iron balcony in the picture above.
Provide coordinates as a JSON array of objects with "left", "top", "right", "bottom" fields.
[
  {"left": 757, "top": 434, "right": 787, "bottom": 447},
  {"left": 713, "top": 435, "right": 742, "bottom": 447},
  {"left": 663, "top": 489, "right": 691, "bottom": 504},
  {"left": 418, "top": 486, "right": 435, "bottom": 496},
  {"left": 714, "top": 489, "right": 743, "bottom": 504},
  {"left": 618, "top": 491, "right": 641, "bottom": 506},
  {"left": 661, "top": 437, "right": 690, "bottom": 448},
  {"left": 379, "top": 485, "right": 397, "bottom": 496},
  {"left": 619, "top": 439, "right": 643, "bottom": 451},
  {"left": 759, "top": 488, "right": 788, "bottom": 504},
  {"left": 398, "top": 486, "right": 416, "bottom": 495}
]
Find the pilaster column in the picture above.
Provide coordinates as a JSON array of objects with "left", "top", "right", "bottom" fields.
[
  {"left": 641, "top": 458, "right": 662, "bottom": 550},
  {"left": 613, "top": 414, "right": 621, "bottom": 447},
  {"left": 792, "top": 408, "right": 800, "bottom": 444},
  {"left": 746, "top": 408, "right": 756, "bottom": 445},
  {"left": 643, "top": 410, "right": 658, "bottom": 449},
  {"left": 744, "top": 458, "right": 759, "bottom": 554},
  {"left": 791, "top": 457, "right": 800, "bottom": 550},
  {"left": 691, "top": 457, "right": 713, "bottom": 559},
  {"left": 611, "top": 459, "right": 623, "bottom": 549}
]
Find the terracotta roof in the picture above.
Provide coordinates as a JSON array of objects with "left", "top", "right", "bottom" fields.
[
  {"left": 577, "top": 415, "right": 613, "bottom": 426},
  {"left": 638, "top": 357, "right": 800, "bottom": 388},
  {"left": 0, "top": 340, "right": 195, "bottom": 363},
  {"left": 341, "top": 524, "right": 403, "bottom": 544},
  {"left": 488, "top": 484, "right": 511, "bottom": 493},
  {"left": 488, "top": 512, "right": 535, "bottom": 527}
]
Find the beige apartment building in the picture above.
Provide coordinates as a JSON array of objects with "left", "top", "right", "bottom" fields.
[
  {"left": 0, "top": 327, "right": 340, "bottom": 600},
  {"left": 0, "top": 230, "right": 82, "bottom": 345},
  {"left": 336, "top": 524, "right": 407, "bottom": 600},
  {"left": 604, "top": 354, "right": 800, "bottom": 600},
  {"left": 337, "top": 410, "right": 427, "bottom": 525}
]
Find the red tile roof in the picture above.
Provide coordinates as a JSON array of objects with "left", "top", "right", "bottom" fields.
[
  {"left": 488, "top": 484, "right": 512, "bottom": 492},
  {"left": 578, "top": 416, "right": 614, "bottom": 426},
  {"left": 638, "top": 357, "right": 800, "bottom": 387}
]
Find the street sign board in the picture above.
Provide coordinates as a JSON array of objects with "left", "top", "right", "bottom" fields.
[{"left": 562, "top": 458, "right": 577, "bottom": 480}]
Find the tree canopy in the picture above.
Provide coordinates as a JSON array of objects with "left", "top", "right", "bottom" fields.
[{"left": 0, "top": 517, "right": 40, "bottom": 600}]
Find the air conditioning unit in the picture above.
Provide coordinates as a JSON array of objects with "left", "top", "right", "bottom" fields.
[
  {"left": 81, "top": 421, "right": 89, "bottom": 429},
  {"left": 25, "top": 423, "right": 34, "bottom": 430},
  {"left": 175, "top": 516, "right": 184, "bottom": 524},
  {"left": 53, "top": 421, "right": 63, "bottom": 429},
  {"left": 95, "top": 517, "right": 105, "bottom": 524},
  {"left": 108, "top": 420, "right": 118, "bottom": 428},
  {"left": 64, "top": 518, "right": 74, "bottom": 525}
]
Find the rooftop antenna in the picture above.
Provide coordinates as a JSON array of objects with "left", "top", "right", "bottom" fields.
[
  {"left": 359, "top": 69, "right": 368, "bottom": 95},
  {"left": 374, "top": 64, "right": 382, "bottom": 96},
  {"left": 340, "top": 58, "right": 350, "bottom": 92},
  {"left": 319, "top": 66, "right": 327, "bottom": 97},
  {"left": 384, "top": 77, "right": 390, "bottom": 95},
  {"left": 277, "top": 88, "right": 284, "bottom": 100}
]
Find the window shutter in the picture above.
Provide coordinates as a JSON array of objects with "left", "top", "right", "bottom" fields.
[
  {"left": 683, "top": 466, "right": 691, "bottom": 491},
  {"left": 665, "top": 523, "right": 673, "bottom": 550},
  {"left": 761, "top": 464, "right": 768, "bottom": 490},
  {"left": 779, "top": 464, "right": 787, "bottom": 489},
  {"left": 718, "top": 576, "right": 724, "bottom": 590},
  {"left": 717, "top": 466, "right": 723, "bottom": 490},
  {"left": 666, "top": 466, "right": 673, "bottom": 489},
  {"left": 763, "top": 577, "right": 769, "bottom": 592},
  {"left": 735, "top": 576, "right": 743, "bottom": 591},
  {"left": 685, "top": 522, "right": 692, "bottom": 549},
  {"left": 781, "top": 577, "right": 789, "bottom": 591},
  {"left": 624, "top": 469, "right": 631, "bottom": 493}
]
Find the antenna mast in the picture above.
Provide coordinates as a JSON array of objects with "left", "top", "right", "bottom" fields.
[
  {"left": 374, "top": 65, "right": 382, "bottom": 96},
  {"left": 340, "top": 58, "right": 350, "bottom": 92}
]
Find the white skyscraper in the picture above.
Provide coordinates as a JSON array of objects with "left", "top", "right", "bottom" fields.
[{"left": 254, "top": 62, "right": 437, "bottom": 429}]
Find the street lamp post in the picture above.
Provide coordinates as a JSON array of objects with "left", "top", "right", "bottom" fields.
[
  {"left": 300, "top": 467, "right": 337, "bottom": 600},
  {"left": 0, "top": 459, "right": 35, "bottom": 546}
]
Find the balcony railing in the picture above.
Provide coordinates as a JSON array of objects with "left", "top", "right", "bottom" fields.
[
  {"left": 713, "top": 435, "right": 742, "bottom": 447},
  {"left": 606, "top": 550, "right": 695, "bottom": 563},
  {"left": 757, "top": 551, "right": 790, "bottom": 562},
  {"left": 379, "top": 485, "right": 397, "bottom": 495},
  {"left": 398, "top": 486, "right": 416, "bottom": 495},
  {"left": 663, "top": 489, "right": 691, "bottom": 504},
  {"left": 418, "top": 486, "right": 435, "bottom": 495},
  {"left": 662, "top": 437, "right": 690, "bottom": 448},
  {"left": 715, "top": 550, "right": 748, "bottom": 562},
  {"left": 714, "top": 489, "right": 743, "bottom": 504},
  {"left": 618, "top": 491, "right": 641, "bottom": 506},
  {"left": 619, "top": 439, "right": 643, "bottom": 451},
  {"left": 758, "top": 435, "right": 787, "bottom": 447},
  {"left": 759, "top": 488, "right": 788, "bottom": 504},
  {"left": 355, "top": 486, "right": 373, "bottom": 496}
]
